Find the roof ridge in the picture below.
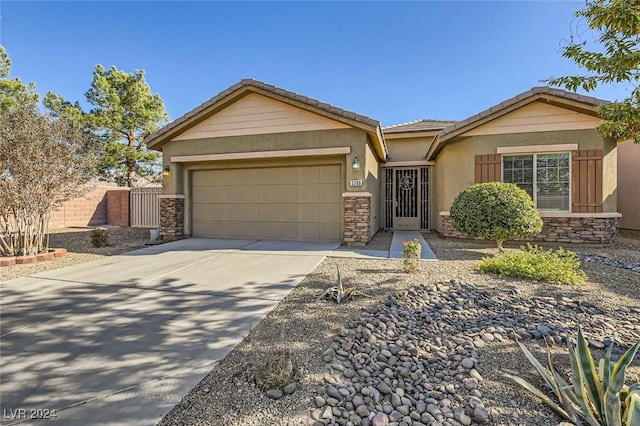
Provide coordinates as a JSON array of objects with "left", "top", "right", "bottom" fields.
[
  {"left": 146, "top": 78, "right": 381, "bottom": 148},
  {"left": 426, "top": 86, "right": 611, "bottom": 160},
  {"left": 437, "top": 86, "right": 609, "bottom": 138},
  {"left": 383, "top": 118, "right": 458, "bottom": 129},
  {"left": 238, "top": 79, "right": 380, "bottom": 127},
  {"left": 383, "top": 119, "right": 422, "bottom": 129}
]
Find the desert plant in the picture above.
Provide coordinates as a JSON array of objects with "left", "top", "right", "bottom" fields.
[
  {"left": 504, "top": 328, "right": 640, "bottom": 426},
  {"left": 90, "top": 228, "right": 109, "bottom": 247},
  {"left": 317, "top": 265, "right": 372, "bottom": 304},
  {"left": 249, "top": 322, "right": 296, "bottom": 394},
  {"left": 477, "top": 244, "right": 586, "bottom": 285},
  {"left": 402, "top": 239, "right": 421, "bottom": 273},
  {"left": 255, "top": 349, "right": 294, "bottom": 391},
  {"left": 450, "top": 182, "right": 543, "bottom": 252}
]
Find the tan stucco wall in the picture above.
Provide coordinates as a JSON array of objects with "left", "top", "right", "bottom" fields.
[
  {"left": 386, "top": 136, "right": 433, "bottom": 162},
  {"left": 618, "top": 139, "right": 640, "bottom": 230},
  {"left": 162, "top": 128, "right": 369, "bottom": 194},
  {"left": 365, "top": 139, "right": 380, "bottom": 236},
  {"left": 465, "top": 101, "right": 602, "bottom": 136},
  {"left": 432, "top": 138, "right": 475, "bottom": 231},
  {"left": 161, "top": 128, "right": 381, "bottom": 236},
  {"left": 602, "top": 137, "right": 617, "bottom": 213},
  {"left": 473, "top": 129, "right": 605, "bottom": 155},
  {"left": 173, "top": 93, "right": 349, "bottom": 140},
  {"left": 432, "top": 129, "right": 617, "bottom": 232}
]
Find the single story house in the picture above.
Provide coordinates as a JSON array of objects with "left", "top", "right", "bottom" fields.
[{"left": 146, "top": 79, "right": 629, "bottom": 245}]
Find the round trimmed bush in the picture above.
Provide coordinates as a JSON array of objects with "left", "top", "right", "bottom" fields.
[{"left": 450, "top": 182, "right": 543, "bottom": 251}]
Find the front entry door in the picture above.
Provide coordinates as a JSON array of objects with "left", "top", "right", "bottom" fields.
[
  {"left": 383, "top": 167, "right": 429, "bottom": 230},
  {"left": 393, "top": 169, "right": 420, "bottom": 229}
]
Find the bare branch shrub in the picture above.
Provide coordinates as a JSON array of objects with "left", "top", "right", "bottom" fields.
[{"left": 0, "top": 105, "right": 97, "bottom": 256}]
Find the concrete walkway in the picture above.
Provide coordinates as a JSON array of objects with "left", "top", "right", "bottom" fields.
[
  {"left": 0, "top": 239, "right": 337, "bottom": 426},
  {"left": 389, "top": 231, "right": 437, "bottom": 260},
  {"left": 332, "top": 231, "right": 437, "bottom": 260}
]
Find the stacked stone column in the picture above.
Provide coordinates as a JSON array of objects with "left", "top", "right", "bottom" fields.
[
  {"left": 159, "top": 195, "right": 185, "bottom": 239},
  {"left": 343, "top": 193, "right": 371, "bottom": 246}
]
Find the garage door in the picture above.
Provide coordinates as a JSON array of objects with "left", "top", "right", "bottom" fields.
[{"left": 191, "top": 165, "right": 342, "bottom": 241}]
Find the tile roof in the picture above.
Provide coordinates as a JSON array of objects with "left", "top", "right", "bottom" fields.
[
  {"left": 383, "top": 119, "right": 458, "bottom": 133},
  {"left": 437, "top": 86, "right": 609, "bottom": 138},
  {"left": 426, "top": 86, "right": 610, "bottom": 161},
  {"left": 146, "top": 79, "right": 380, "bottom": 148}
]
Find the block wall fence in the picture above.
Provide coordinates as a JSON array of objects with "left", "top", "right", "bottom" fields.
[{"left": 48, "top": 186, "right": 130, "bottom": 229}]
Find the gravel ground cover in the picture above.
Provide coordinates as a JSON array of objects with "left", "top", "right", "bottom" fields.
[
  {"left": 0, "top": 226, "right": 151, "bottom": 282},
  {"left": 159, "top": 232, "right": 640, "bottom": 426},
  {"left": 340, "top": 231, "right": 393, "bottom": 251}
]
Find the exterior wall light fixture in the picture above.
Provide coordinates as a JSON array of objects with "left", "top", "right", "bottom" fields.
[
  {"left": 163, "top": 165, "right": 171, "bottom": 176},
  {"left": 351, "top": 156, "right": 360, "bottom": 170}
]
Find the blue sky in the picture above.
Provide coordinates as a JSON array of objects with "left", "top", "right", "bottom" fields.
[{"left": 0, "top": 1, "right": 632, "bottom": 126}]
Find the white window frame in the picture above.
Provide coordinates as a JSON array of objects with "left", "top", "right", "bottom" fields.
[{"left": 501, "top": 151, "right": 571, "bottom": 212}]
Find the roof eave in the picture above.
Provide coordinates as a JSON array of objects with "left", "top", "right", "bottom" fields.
[
  {"left": 426, "top": 91, "right": 608, "bottom": 161},
  {"left": 384, "top": 130, "right": 442, "bottom": 140},
  {"left": 146, "top": 82, "right": 251, "bottom": 151},
  {"left": 146, "top": 80, "right": 383, "bottom": 152},
  {"left": 372, "top": 127, "right": 388, "bottom": 162}
]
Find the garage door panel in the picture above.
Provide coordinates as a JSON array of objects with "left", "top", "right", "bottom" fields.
[
  {"left": 192, "top": 165, "right": 342, "bottom": 241},
  {"left": 277, "top": 186, "right": 301, "bottom": 202},
  {"left": 301, "top": 167, "right": 321, "bottom": 184},
  {"left": 301, "top": 185, "right": 339, "bottom": 203},
  {"left": 278, "top": 167, "right": 299, "bottom": 181},
  {"left": 192, "top": 204, "right": 224, "bottom": 220},
  {"left": 192, "top": 186, "right": 226, "bottom": 201},
  {"left": 259, "top": 168, "right": 280, "bottom": 185},
  {"left": 320, "top": 166, "right": 342, "bottom": 184}
]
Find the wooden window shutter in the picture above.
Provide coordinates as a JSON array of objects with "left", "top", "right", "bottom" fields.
[
  {"left": 571, "top": 150, "right": 603, "bottom": 213},
  {"left": 475, "top": 154, "right": 502, "bottom": 183}
]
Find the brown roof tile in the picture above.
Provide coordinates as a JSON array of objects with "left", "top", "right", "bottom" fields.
[
  {"left": 383, "top": 119, "right": 458, "bottom": 133},
  {"left": 437, "top": 86, "right": 609, "bottom": 139},
  {"left": 427, "top": 86, "right": 610, "bottom": 160},
  {"left": 146, "top": 79, "right": 381, "bottom": 148}
]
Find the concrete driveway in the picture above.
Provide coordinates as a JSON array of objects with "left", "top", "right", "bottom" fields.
[{"left": 0, "top": 238, "right": 338, "bottom": 426}]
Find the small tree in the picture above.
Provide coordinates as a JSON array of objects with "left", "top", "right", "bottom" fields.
[
  {"left": 0, "top": 105, "right": 97, "bottom": 256},
  {"left": 450, "top": 182, "right": 543, "bottom": 252},
  {"left": 547, "top": 0, "right": 640, "bottom": 143}
]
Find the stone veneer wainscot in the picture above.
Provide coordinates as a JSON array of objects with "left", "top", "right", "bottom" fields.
[
  {"left": 343, "top": 192, "right": 371, "bottom": 246},
  {"left": 440, "top": 211, "right": 621, "bottom": 244},
  {"left": 159, "top": 195, "right": 185, "bottom": 238}
]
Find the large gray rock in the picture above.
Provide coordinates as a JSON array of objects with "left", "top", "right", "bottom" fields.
[
  {"left": 265, "top": 389, "right": 283, "bottom": 400},
  {"left": 371, "top": 412, "right": 389, "bottom": 426}
]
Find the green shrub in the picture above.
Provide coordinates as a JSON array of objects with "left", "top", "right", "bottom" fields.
[
  {"left": 450, "top": 182, "right": 543, "bottom": 252},
  {"left": 90, "top": 228, "right": 109, "bottom": 247},
  {"left": 402, "top": 239, "right": 421, "bottom": 273},
  {"left": 477, "top": 244, "right": 586, "bottom": 285},
  {"left": 504, "top": 328, "right": 640, "bottom": 426}
]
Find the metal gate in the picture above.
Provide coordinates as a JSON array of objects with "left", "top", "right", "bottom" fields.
[
  {"left": 382, "top": 167, "right": 429, "bottom": 230},
  {"left": 130, "top": 187, "right": 161, "bottom": 228}
]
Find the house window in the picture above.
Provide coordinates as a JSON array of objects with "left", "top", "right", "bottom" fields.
[{"left": 503, "top": 152, "right": 570, "bottom": 211}]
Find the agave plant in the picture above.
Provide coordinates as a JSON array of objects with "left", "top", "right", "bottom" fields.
[
  {"left": 504, "top": 328, "right": 640, "bottom": 426},
  {"left": 317, "top": 265, "right": 372, "bottom": 304}
]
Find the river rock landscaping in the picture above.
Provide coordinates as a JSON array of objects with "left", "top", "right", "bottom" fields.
[
  {"left": 314, "top": 279, "right": 639, "bottom": 426},
  {"left": 159, "top": 230, "right": 640, "bottom": 426}
]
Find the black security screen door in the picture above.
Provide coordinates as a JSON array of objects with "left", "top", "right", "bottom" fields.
[
  {"left": 383, "top": 167, "right": 429, "bottom": 230},
  {"left": 395, "top": 169, "right": 417, "bottom": 217}
]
